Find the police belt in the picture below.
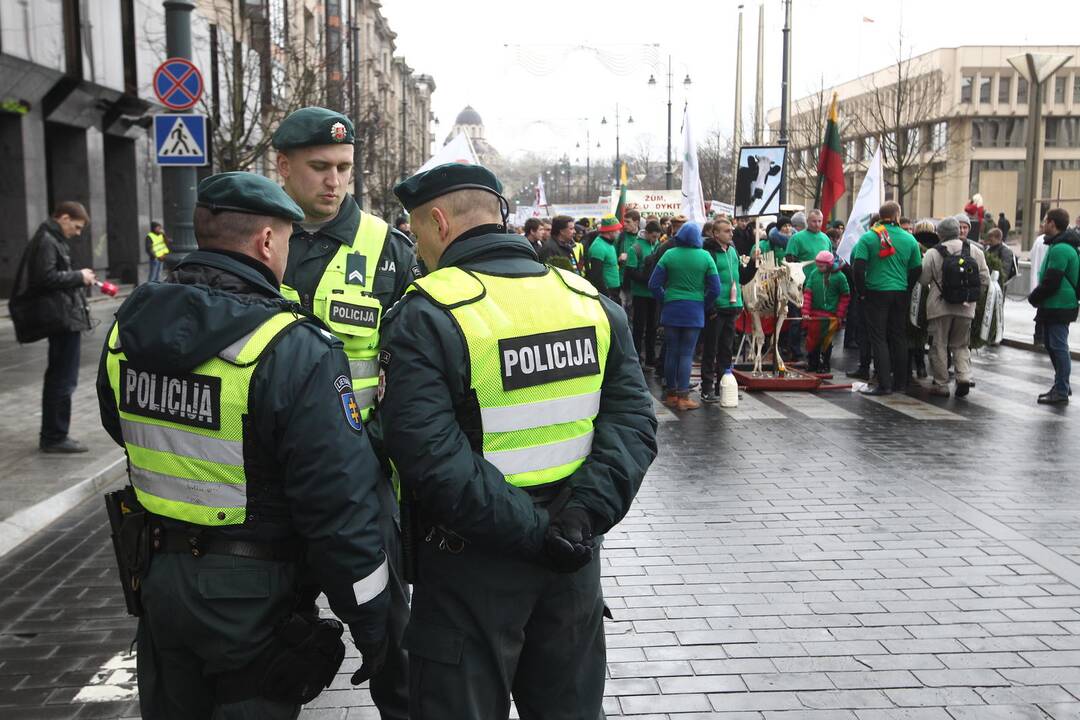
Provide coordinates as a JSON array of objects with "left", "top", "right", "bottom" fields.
[{"left": 151, "top": 523, "right": 303, "bottom": 562}]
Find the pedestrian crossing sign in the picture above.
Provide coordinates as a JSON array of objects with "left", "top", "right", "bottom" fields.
[{"left": 154, "top": 114, "right": 208, "bottom": 166}]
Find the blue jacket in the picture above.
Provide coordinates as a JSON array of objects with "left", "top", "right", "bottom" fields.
[{"left": 648, "top": 223, "right": 720, "bottom": 328}]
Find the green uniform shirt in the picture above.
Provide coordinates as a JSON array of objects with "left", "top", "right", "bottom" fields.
[
  {"left": 851, "top": 223, "right": 921, "bottom": 291},
  {"left": 1040, "top": 242, "right": 1080, "bottom": 311},
  {"left": 589, "top": 236, "right": 621, "bottom": 290},
  {"left": 625, "top": 235, "right": 659, "bottom": 298},
  {"left": 804, "top": 265, "right": 850, "bottom": 312},
  {"left": 709, "top": 244, "right": 743, "bottom": 309},
  {"left": 656, "top": 247, "right": 719, "bottom": 302},
  {"left": 786, "top": 229, "right": 831, "bottom": 263}
]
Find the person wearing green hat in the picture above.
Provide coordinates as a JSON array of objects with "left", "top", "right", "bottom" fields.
[
  {"left": 378, "top": 162, "right": 656, "bottom": 720},
  {"left": 273, "top": 106, "right": 415, "bottom": 718},
  {"left": 587, "top": 214, "right": 624, "bottom": 300},
  {"left": 96, "top": 172, "right": 391, "bottom": 718}
]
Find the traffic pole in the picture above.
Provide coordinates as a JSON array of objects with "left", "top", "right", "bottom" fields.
[{"left": 161, "top": 0, "right": 197, "bottom": 268}]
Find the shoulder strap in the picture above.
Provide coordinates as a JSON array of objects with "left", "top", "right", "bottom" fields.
[
  {"left": 218, "top": 311, "right": 307, "bottom": 366},
  {"left": 552, "top": 266, "right": 600, "bottom": 299},
  {"left": 409, "top": 267, "right": 486, "bottom": 309}
]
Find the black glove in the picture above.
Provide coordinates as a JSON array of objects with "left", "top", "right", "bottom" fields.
[
  {"left": 543, "top": 506, "right": 596, "bottom": 573},
  {"left": 350, "top": 633, "right": 388, "bottom": 685}
]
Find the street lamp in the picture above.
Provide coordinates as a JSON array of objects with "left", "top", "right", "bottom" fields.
[
  {"left": 600, "top": 104, "right": 634, "bottom": 183},
  {"left": 1008, "top": 51, "right": 1073, "bottom": 250},
  {"left": 648, "top": 55, "right": 691, "bottom": 190}
]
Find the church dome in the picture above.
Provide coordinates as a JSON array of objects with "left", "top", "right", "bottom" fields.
[{"left": 455, "top": 105, "right": 483, "bottom": 126}]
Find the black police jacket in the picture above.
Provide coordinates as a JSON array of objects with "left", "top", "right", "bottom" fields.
[
  {"left": 96, "top": 250, "right": 389, "bottom": 644},
  {"left": 379, "top": 231, "right": 658, "bottom": 557}
]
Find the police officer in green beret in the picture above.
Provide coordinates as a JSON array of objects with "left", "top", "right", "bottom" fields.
[
  {"left": 272, "top": 106, "right": 414, "bottom": 719},
  {"left": 379, "top": 163, "right": 658, "bottom": 719},
  {"left": 96, "top": 172, "right": 390, "bottom": 718}
]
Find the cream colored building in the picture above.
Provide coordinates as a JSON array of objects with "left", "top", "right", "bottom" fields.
[{"left": 770, "top": 45, "right": 1080, "bottom": 230}]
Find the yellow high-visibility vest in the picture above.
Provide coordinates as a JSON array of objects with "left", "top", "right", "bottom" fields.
[
  {"left": 281, "top": 213, "right": 388, "bottom": 422},
  {"left": 409, "top": 266, "right": 610, "bottom": 487}
]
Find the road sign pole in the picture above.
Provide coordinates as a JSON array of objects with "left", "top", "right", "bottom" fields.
[{"left": 161, "top": 0, "right": 197, "bottom": 269}]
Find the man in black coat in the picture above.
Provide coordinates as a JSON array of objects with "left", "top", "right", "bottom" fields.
[{"left": 8, "top": 201, "right": 96, "bottom": 452}]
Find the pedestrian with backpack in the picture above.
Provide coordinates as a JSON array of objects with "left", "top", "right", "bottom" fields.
[
  {"left": 1028, "top": 208, "right": 1080, "bottom": 405},
  {"left": 919, "top": 216, "right": 989, "bottom": 397}
]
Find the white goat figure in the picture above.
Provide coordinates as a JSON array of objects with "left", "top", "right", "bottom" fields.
[{"left": 741, "top": 252, "right": 807, "bottom": 375}]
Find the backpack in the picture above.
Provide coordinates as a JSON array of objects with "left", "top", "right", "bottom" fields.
[{"left": 933, "top": 241, "right": 981, "bottom": 304}]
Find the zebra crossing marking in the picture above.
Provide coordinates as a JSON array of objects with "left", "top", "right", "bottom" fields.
[
  {"left": 860, "top": 392, "right": 968, "bottom": 420},
  {"left": 720, "top": 391, "right": 786, "bottom": 419},
  {"left": 961, "top": 387, "right": 1065, "bottom": 421},
  {"left": 764, "top": 391, "right": 860, "bottom": 419}
]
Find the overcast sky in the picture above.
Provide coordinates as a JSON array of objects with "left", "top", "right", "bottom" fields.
[{"left": 382, "top": 0, "right": 1077, "bottom": 164}]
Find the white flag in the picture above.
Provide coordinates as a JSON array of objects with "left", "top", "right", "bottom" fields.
[
  {"left": 680, "top": 104, "right": 706, "bottom": 224},
  {"left": 535, "top": 173, "right": 548, "bottom": 207},
  {"left": 837, "top": 146, "right": 884, "bottom": 264},
  {"left": 416, "top": 132, "right": 478, "bottom": 174}
]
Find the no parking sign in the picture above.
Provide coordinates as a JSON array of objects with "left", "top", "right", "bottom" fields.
[{"left": 153, "top": 57, "right": 203, "bottom": 111}]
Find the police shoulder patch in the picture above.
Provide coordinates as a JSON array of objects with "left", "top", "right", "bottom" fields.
[
  {"left": 334, "top": 374, "right": 351, "bottom": 393},
  {"left": 340, "top": 386, "right": 364, "bottom": 433}
]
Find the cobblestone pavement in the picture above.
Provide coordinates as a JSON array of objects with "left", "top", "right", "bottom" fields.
[{"left": 4, "top": 342, "right": 1080, "bottom": 719}]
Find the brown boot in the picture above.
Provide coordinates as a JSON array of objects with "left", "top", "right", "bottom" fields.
[
  {"left": 677, "top": 392, "right": 700, "bottom": 411},
  {"left": 663, "top": 392, "right": 679, "bottom": 408}
]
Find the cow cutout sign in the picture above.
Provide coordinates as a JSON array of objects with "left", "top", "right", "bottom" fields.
[{"left": 733, "top": 145, "right": 786, "bottom": 218}]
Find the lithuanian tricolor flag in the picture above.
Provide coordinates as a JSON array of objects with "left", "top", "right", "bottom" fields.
[{"left": 815, "top": 93, "right": 845, "bottom": 221}]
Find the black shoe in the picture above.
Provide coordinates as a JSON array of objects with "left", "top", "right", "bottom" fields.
[
  {"left": 700, "top": 391, "right": 719, "bottom": 404},
  {"left": 847, "top": 368, "right": 871, "bottom": 380},
  {"left": 860, "top": 385, "right": 892, "bottom": 396},
  {"left": 40, "top": 437, "right": 89, "bottom": 454},
  {"left": 955, "top": 381, "right": 971, "bottom": 398},
  {"left": 1038, "top": 391, "right": 1069, "bottom": 405}
]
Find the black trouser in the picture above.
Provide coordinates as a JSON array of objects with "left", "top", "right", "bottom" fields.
[
  {"left": 631, "top": 295, "right": 658, "bottom": 363},
  {"left": 41, "top": 330, "right": 81, "bottom": 445},
  {"left": 864, "top": 290, "right": 909, "bottom": 391},
  {"left": 137, "top": 553, "right": 301, "bottom": 719},
  {"left": 404, "top": 537, "right": 606, "bottom": 720},
  {"left": 782, "top": 304, "right": 803, "bottom": 360},
  {"left": 370, "top": 477, "right": 411, "bottom": 719},
  {"left": 700, "top": 309, "right": 738, "bottom": 394}
]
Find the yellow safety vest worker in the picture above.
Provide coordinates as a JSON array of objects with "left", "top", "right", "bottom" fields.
[
  {"left": 105, "top": 312, "right": 303, "bottom": 525},
  {"left": 148, "top": 231, "right": 169, "bottom": 259},
  {"left": 409, "top": 266, "right": 611, "bottom": 488},
  {"left": 281, "top": 213, "right": 388, "bottom": 422}
]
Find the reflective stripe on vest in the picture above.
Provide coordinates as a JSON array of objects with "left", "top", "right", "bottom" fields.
[
  {"left": 409, "top": 267, "right": 610, "bottom": 488},
  {"left": 148, "top": 232, "right": 169, "bottom": 258},
  {"left": 281, "top": 211, "right": 388, "bottom": 421},
  {"left": 105, "top": 312, "right": 303, "bottom": 526}
]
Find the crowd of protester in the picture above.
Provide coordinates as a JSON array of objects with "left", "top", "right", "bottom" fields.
[{"left": 512, "top": 199, "right": 1080, "bottom": 409}]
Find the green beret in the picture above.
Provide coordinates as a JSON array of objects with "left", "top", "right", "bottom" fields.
[
  {"left": 394, "top": 163, "right": 504, "bottom": 212},
  {"left": 197, "top": 172, "right": 304, "bottom": 222},
  {"left": 272, "top": 106, "right": 354, "bottom": 150}
]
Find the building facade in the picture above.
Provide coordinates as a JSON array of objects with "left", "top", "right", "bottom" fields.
[
  {"left": 0, "top": 0, "right": 434, "bottom": 296},
  {"left": 0, "top": 0, "right": 168, "bottom": 293},
  {"left": 771, "top": 45, "right": 1080, "bottom": 231}
]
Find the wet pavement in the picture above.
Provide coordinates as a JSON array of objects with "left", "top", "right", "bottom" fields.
[{"left": 2, "top": 338, "right": 1080, "bottom": 718}]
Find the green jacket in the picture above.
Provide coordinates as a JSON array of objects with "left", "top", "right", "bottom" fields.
[
  {"left": 851, "top": 223, "right": 921, "bottom": 292},
  {"left": 379, "top": 232, "right": 657, "bottom": 554},
  {"left": 96, "top": 250, "right": 389, "bottom": 644},
  {"left": 786, "top": 229, "right": 831, "bottom": 263},
  {"left": 624, "top": 234, "right": 659, "bottom": 298},
  {"left": 588, "top": 235, "right": 621, "bottom": 292},
  {"left": 1030, "top": 229, "right": 1080, "bottom": 323},
  {"left": 707, "top": 243, "right": 746, "bottom": 310}
]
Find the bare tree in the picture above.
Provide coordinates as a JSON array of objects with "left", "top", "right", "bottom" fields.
[
  {"left": 697, "top": 124, "right": 735, "bottom": 203},
  {"left": 198, "top": 3, "right": 328, "bottom": 172},
  {"left": 627, "top": 137, "right": 657, "bottom": 187},
  {"left": 847, "top": 29, "right": 960, "bottom": 210},
  {"left": 785, "top": 79, "right": 831, "bottom": 209}
]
